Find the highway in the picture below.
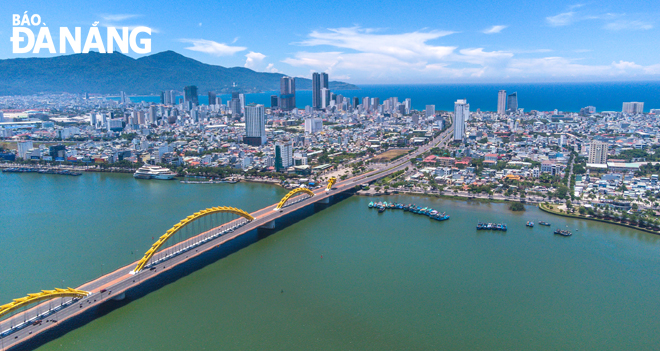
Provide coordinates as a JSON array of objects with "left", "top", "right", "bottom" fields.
[{"left": 0, "top": 131, "right": 447, "bottom": 351}]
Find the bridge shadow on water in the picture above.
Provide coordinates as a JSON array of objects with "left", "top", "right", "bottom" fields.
[{"left": 13, "top": 189, "right": 356, "bottom": 351}]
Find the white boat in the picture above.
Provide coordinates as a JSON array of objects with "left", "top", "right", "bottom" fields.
[{"left": 133, "top": 165, "right": 176, "bottom": 180}]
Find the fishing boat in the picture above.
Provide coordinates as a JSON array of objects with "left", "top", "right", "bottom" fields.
[
  {"left": 477, "top": 222, "right": 484, "bottom": 230},
  {"left": 378, "top": 207, "right": 386, "bottom": 213},
  {"left": 554, "top": 229, "right": 572, "bottom": 236},
  {"left": 526, "top": 221, "right": 534, "bottom": 227},
  {"left": 368, "top": 202, "right": 374, "bottom": 208},
  {"left": 539, "top": 221, "right": 550, "bottom": 226}
]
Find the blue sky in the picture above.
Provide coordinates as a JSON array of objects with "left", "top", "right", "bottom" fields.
[{"left": 3, "top": 0, "right": 659, "bottom": 84}]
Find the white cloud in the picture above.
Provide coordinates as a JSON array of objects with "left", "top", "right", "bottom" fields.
[
  {"left": 282, "top": 26, "right": 660, "bottom": 83},
  {"left": 483, "top": 25, "right": 507, "bottom": 34},
  {"left": 244, "top": 51, "right": 267, "bottom": 69},
  {"left": 179, "top": 39, "right": 246, "bottom": 56},
  {"left": 99, "top": 13, "right": 159, "bottom": 33},
  {"left": 546, "top": 11, "right": 576, "bottom": 26},
  {"left": 265, "top": 63, "right": 279, "bottom": 73},
  {"left": 100, "top": 14, "right": 141, "bottom": 22},
  {"left": 604, "top": 20, "right": 653, "bottom": 31},
  {"left": 295, "top": 26, "right": 456, "bottom": 60}
]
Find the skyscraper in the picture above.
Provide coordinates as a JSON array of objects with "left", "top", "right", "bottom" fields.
[
  {"left": 507, "top": 92, "right": 518, "bottom": 113},
  {"left": 208, "top": 91, "right": 217, "bottom": 106},
  {"left": 425, "top": 105, "right": 435, "bottom": 118},
  {"left": 321, "top": 88, "right": 330, "bottom": 109},
  {"left": 244, "top": 103, "right": 266, "bottom": 146},
  {"left": 588, "top": 141, "right": 608, "bottom": 165},
  {"left": 453, "top": 99, "right": 469, "bottom": 142},
  {"left": 279, "top": 76, "right": 296, "bottom": 111},
  {"left": 622, "top": 102, "right": 644, "bottom": 114},
  {"left": 312, "top": 73, "right": 321, "bottom": 110},
  {"left": 498, "top": 90, "right": 506, "bottom": 115},
  {"left": 362, "top": 97, "right": 370, "bottom": 112},
  {"left": 275, "top": 140, "right": 293, "bottom": 172},
  {"left": 229, "top": 94, "right": 241, "bottom": 117},
  {"left": 184, "top": 86, "right": 199, "bottom": 105},
  {"left": 312, "top": 72, "right": 329, "bottom": 110},
  {"left": 353, "top": 97, "right": 360, "bottom": 109},
  {"left": 270, "top": 95, "right": 278, "bottom": 108}
]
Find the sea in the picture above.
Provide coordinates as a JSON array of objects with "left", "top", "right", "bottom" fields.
[
  {"left": 1, "top": 172, "right": 660, "bottom": 350},
  {"left": 111, "top": 81, "right": 660, "bottom": 113}
]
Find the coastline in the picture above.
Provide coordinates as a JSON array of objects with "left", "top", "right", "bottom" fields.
[{"left": 538, "top": 203, "right": 660, "bottom": 235}]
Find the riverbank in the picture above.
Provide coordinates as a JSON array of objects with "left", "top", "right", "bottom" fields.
[
  {"left": 356, "top": 189, "right": 543, "bottom": 205},
  {"left": 538, "top": 203, "right": 660, "bottom": 235}
]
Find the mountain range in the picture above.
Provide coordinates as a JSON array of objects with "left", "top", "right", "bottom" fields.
[{"left": 0, "top": 51, "right": 357, "bottom": 96}]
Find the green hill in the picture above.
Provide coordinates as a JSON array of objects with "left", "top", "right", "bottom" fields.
[{"left": 0, "top": 51, "right": 357, "bottom": 95}]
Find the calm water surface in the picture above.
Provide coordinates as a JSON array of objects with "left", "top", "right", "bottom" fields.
[{"left": 1, "top": 172, "right": 659, "bottom": 350}]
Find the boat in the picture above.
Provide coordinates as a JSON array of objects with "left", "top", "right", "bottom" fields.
[
  {"left": 368, "top": 202, "right": 374, "bottom": 208},
  {"left": 378, "top": 207, "right": 385, "bottom": 213},
  {"left": 477, "top": 222, "right": 484, "bottom": 230},
  {"left": 133, "top": 165, "right": 177, "bottom": 180},
  {"left": 554, "top": 229, "right": 572, "bottom": 236},
  {"left": 539, "top": 221, "right": 550, "bottom": 226},
  {"left": 526, "top": 221, "right": 534, "bottom": 227}
]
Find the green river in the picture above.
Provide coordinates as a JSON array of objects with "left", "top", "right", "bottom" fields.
[{"left": 1, "top": 172, "right": 659, "bottom": 350}]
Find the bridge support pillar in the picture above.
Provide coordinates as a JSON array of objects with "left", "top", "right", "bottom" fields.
[
  {"left": 111, "top": 292, "right": 126, "bottom": 301},
  {"left": 319, "top": 196, "right": 331, "bottom": 204},
  {"left": 260, "top": 221, "right": 276, "bottom": 229}
]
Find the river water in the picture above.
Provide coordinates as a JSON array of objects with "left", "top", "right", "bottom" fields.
[{"left": 1, "top": 172, "right": 659, "bottom": 350}]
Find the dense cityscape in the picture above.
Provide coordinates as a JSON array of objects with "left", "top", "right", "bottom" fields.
[{"left": 2, "top": 74, "right": 660, "bottom": 227}]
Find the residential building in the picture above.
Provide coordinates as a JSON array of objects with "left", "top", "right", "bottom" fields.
[
  {"left": 275, "top": 140, "right": 293, "bottom": 171},
  {"left": 497, "top": 90, "right": 506, "bottom": 115},
  {"left": 507, "top": 92, "right": 518, "bottom": 113},
  {"left": 279, "top": 76, "right": 296, "bottom": 111},
  {"left": 244, "top": 104, "right": 266, "bottom": 146},
  {"left": 588, "top": 141, "right": 608, "bottom": 165},
  {"left": 453, "top": 99, "right": 469, "bottom": 141},
  {"left": 622, "top": 102, "right": 644, "bottom": 114}
]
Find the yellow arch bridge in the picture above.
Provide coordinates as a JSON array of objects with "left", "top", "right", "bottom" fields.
[
  {"left": 133, "top": 206, "right": 255, "bottom": 273},
  {"left": 0, "top": 288, "right": 90, "bottom": 320},
  {"left": 326, "top": 177, "right": 336, "bottom": 191},
  {"left": 275, "top": 187, "right": 315, "bottom": 210}
]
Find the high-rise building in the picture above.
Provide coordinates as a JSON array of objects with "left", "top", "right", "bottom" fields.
[
  {"left": 17, "top": 141, "right": 34, "bottom": 159},
  {"left": 270, "top": 95, "right": 278, "bottom": 108},
  {"left": 229, "top": 96, "right": 242, "bottom": 117},
  {"left": 362, "top": 97, "right": 370, "bottom": 112},
  {"left": 312, "top": 73, "right": 321, "bottom": 109},
  {"left": 279, "top": 76, "right": 296, "bottom": 111},
  {"left": 244, "top": 103, "right": 266, "bottom": 146},
  {"left": 0, "top": 111, "right": 4, "bottom": 122},
  {"left": 238, "top": 94, "right": 246, "bottom": 114},
  {"left": 353, "top": 97, "right": 360, "bottom": 109},
  {"left": 425, "top": 105, "right": 435, "bottom": 118},
  {"left": 453, "top": 99, "right": 469, "bottom": 142},
  {"left": 275, "top": 140, "right": 293, "bottom": 172},
  {"left": 622, "top": 102, "right": 644, "bottom": 114},
  {"left": 588, "top": 141, "right": 608, "bottom": 165},
  {"left": 208, "top": 91, "right": 217, "bottom": 106},
  {"left": 498, "top": 90, "right": 506, "bottom": 115},
  {"left": 321, "top": 88, "right": 331, "bottom": 109},
  {"left": 184, "top": 86, "right": 199, "bottom": 105},
  {"left": 304, "top": 118, "right": 323, "bottom": 134},
  {"left": 507, "top": 92, "right": 518, "bottom": 113},
  {"left": 404, "top": 98, "right": 411, "bottom": 114},
  {"left": 149, "top": 105, "right": 158, "bottom": 124}
]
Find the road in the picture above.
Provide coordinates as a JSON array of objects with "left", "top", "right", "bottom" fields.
[{"left": 0, "top": 131, "right": 443, "bottom": 351}]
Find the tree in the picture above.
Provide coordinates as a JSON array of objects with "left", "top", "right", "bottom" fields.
[
  {"left": 578, "top": 206, "right": 587, "bottom": 215},
  {"left": 509, "top": 202, "right": 525, "bottom": 211}
]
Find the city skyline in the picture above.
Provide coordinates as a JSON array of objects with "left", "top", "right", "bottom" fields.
[{"left": 2, "top": 0, "right": 660, "bottom": 84}]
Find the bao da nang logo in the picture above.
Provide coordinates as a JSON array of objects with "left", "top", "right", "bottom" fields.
[{"left": 11, "top": 12, "right": 151, "bottom": 54}]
